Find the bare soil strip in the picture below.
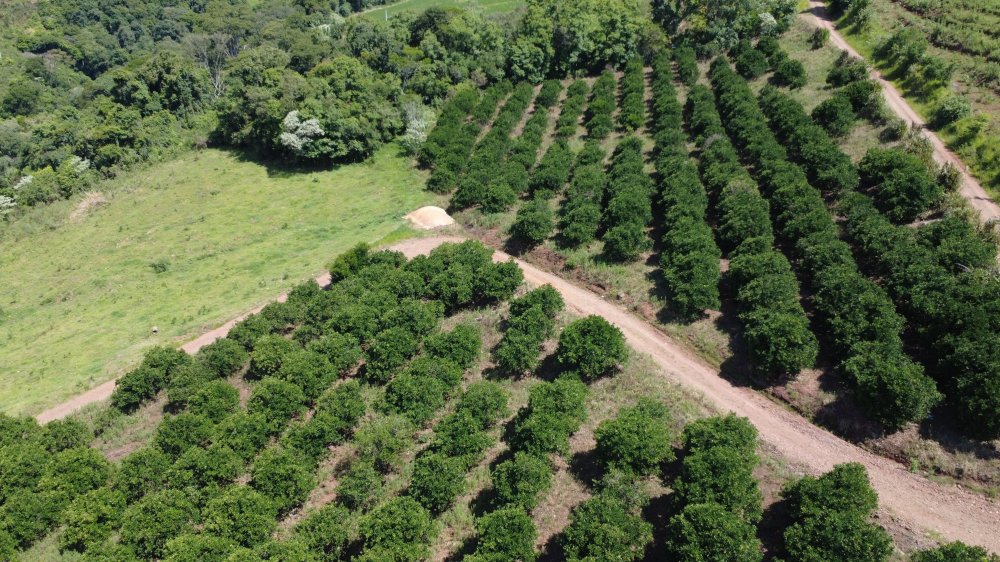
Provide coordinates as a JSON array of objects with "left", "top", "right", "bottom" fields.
[{"left": 808, "top": 0, "right": 1000, "bottom": 223}]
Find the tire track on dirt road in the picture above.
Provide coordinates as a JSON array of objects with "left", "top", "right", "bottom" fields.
[
  {"left": 37, "top": 235, "right": 1000, "bottom": 551},
  {"left": 807, "top": 0, "right": 1000, "bottom": 224}
]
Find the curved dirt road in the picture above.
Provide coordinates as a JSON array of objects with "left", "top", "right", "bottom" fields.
[
  {"left": 808, "top": 0, "right": 1000, "bottom": 223},
  {"left": 36, "top": 235, "right": 1000, "bottom": 550}
]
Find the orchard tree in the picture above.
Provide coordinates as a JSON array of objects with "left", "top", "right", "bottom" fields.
[
  {"left": 59, "top": 487, "right": 126, "bottom": 552},
  {"left": 359, "top": 497, "right": 433, "bottom": 559},
  {"left": 408, "top": 452, "right": 466, "bottom": 514},
  {"left": 595, "top": 399, "right": 675, "bottom": 475},
  {"left": 665, "top": 502, "right": 763, "bottom": 562},
  {"left": 490, "top": 452, "right": 552, "bottom": 510},
  {"left": 250, "top": 449, "right": 315, "bottom": 516},
  {"left": 203, "top": 486, "right": 277, "bottom": 548},
  {"left": 120, "top": 489, "right": 199, "bottom": 559},
  {"left": 555, "top": 316, "right": 628, "bottom": 380},
  {"left": 470, "top": 506, "right": 537, "bottom": 562}
]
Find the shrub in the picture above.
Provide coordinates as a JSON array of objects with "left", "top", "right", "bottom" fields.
[
  {"left": 509, "top": 197, "right": 554, "bottom": 246},
  {"left": 734, "top": 44, "right": 769, "bottom": 79},
  {"left": 247, "top": 377, "right": 308, "bottom": 433},
  {"left": 155, "top": 413, "right": 214, "bottom": 458},
  {"left": 354, "top": 415, "right": 414, "bottom": 473},
  {"left": 595, "top": 399, "right": 674, "bottom": 475},
  {"left": 455, "top": 381, "right": 509, "bottom": 429},
  {"left": 248, "top": 335, "right": 299, "bottom": 380},
  {"left": 203, "top": 486, "right": 277, "bottom": 548},
  {"left": 310, "top": 379, "right": 366, "bottom": 440},
  {"left": 0, "top": 489, "right": 64, "bottom": 547},
  {"left": 306, "top": 332, "right": 362, "bottom": 374},
  {"left": 811, "top": 27, "right": 830, "bottom": 49},
  {"left": 364, "top": 327, "right": 420, "bottom": 384},
  {"left": 490, "top": 452, "right": 552, "bottom": 510},
  {"left": 337, "top": 459, "right": 383, "bottom": 511},
  {"left": 59, "top": 487, "right": 126, "bottom": 552},
  {"left": 510, "top": 377, "right": 588, "bottom": 455},
  {"left": 481, "top": 180, "right": 518, "bottom": 213},
  {"left": 471, "top": 506, "right": 537, "bottom": 562},
  {"left": 113, "top": 349, "right": 187, "bottom": 412},
  {"left": 120, "top": 489, "right": 198, "bottom": 559},
  {"left": 198, "top": 338, "right": 249, "bottom": 377},
  {"left": 674, "top": 46, "right": 699, "bottom": 86},
  {"left": 812, "top": 93, "right": 856, "bottom": 137},
  {"left": 585, "top": 72, "right": 617, "bottom": 140},
  {"left": 163, "top": 534, "right": 238, "bottom": 562},
  {"left": 294, "top": 504, "right": 350, "bottom": 560},
  {"left": 555, "top": 316, "right": 628, "bottom": 380},
  {"left": 382, "top": 371, "right": 448, "bottom": 426},
  {"left": 115, "top": 447, "right": 171, "bottom": 502},
  {"left": 841, "top": 342, "right": 940, "bottom": 430},
  {"left": 561, "top": 494, "right": 653, "bottom": 562},
  {"left": 493, "top": 306, "right": 553, "bottom": 376},
  {"left": 933, "top": 95, "right": 972, "bottom": 128},
  {"left": 0, "top": 442, "right": 49, "bottom": 502},
  {"left": 40, "top": 419, "right": 90, "bottom": 453},
  {"left": 423, "top": 324, "right": 481, "bottom": 369},
  {"left": 859, "top": 147, "right": 942, "bottom": 223},
  {"left": 408, "top": 452, "right": 466, "bottom": 514},
  {"left": 674, "top": 446, "right": 762, "bottom": 523},
  {"left": 773, "top": 58, "right": 807, "bottom": 89},
  {"left": 912, "top": 542, "right": 1000, "bottom": 562},
  {"left": 213, "top": 412, "right": 271, "bottom": 463},
  {"left": 250, "top": 449, "right": 315, "bottom": 516},
  {"left": 187, "top": 380, "right": 240, "bottom": 422},
  {"left": 536, "top": 80, "right": 563, "bottom": 108},
  {"left": 664, "top": 502, "right": 763, "bottom": 562},
  {"left": 359, "top": 497, "right": 433, "bottom": 559},
  {"left": 602, "top": 215, "right": 648, "bottom": 261},
  {"left": 168, "top": 444, "right": 242, "bottom": 492},
  {"left": 166, "top": 362, "right": 218, "bottom": 408},
  {"left": 276, "top": 350, "right": 335, "bottom": 401},
  {"left": 428, "top": 410, "right": 492, "bottom": 465}
]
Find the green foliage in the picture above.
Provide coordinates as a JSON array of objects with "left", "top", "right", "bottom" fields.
[
  {"left": 163, "top": 534, "right": 238, "bottom": 562},
  {"left": 811, "top": 94, "right": 857, "bottom": 137},
  {"left": 188, "top": 380, "right": 240, "bottom": 423},
  {"left": 247, "top": 377, "right": 308, "bottom": 433},
  {"left": 470, "top": 506, "right": 537, "bottom": 562},
  {"left": 59, "top": 487, "right": 126, "bottom": 552},
  {"left": 555, "top": 316, "right": 628, "bottom": 380},
  {"left": 214, "top": 413, "right": 271, "bottom": 463},
  {"left": 354, "top": 415, "right": 414, "bottom": 473},
  {"left": 602, "top": 137, "right": 652, "bottom": 262},
  {"left": 294, "top": 504, "right": 351, "bottom": 561},
  {"left": 772, "top": 57, "right": 807, "bottom": 89},
  {"left": 337, "top": 460, "right": 383, "bottom": 511},
  {"left": 115, "top": 447, "right": 171, "bottom": 502},
  {"left": 859, "top": 147, "right": 942, "bottom": 223},
  {"left": 455, "top": 381, "right": 509, "bottom": 429},
  {"left": 40, "top": 419, "right": 90, "bottom": 453},
  {"left": 619, "top": 59, "right": 646, "bottom": 131},
  {"left": 249, "top": 335, "right": 299, "bottom": 380},
  {"left": 510, "top": 197, "right": 554, "bottom": 246},
  {"left": 664, "top": 502, "right": 763, "bottom": 562},
  {"left": 912, "top": 542, "right": 1000, "bottom": 562},
  {"left": 155, "top": 413, "right": 214, "bottom": 458},
  {"left": 555, "top": 81, "right": 590, "bottom": 138},
  {"left": 510, "top": 377, "right": 588, "bottom": 455},
  {"left": 561, "top": 492, "right": 653, "bottom": 562},
  {"left": 203, "top": 486, "right": 278, "bottom": 548},
  {"left": 168, "top": 444, "right": 242, "bottom": 493},
  {"left": 595, "top": 399, "right": 674, "bottom": 475},
  {"left": 933, "top": 96, "right": 972, "bottom": 127},
  {"left": 120, "top": 489, "right": 198, "bottom": 559},
  {"left": 112, "top": 347, "right": 192, "bottom": 412},
  {"left": 359, "top": 497, "right": 433, "bottom": 561},
  {"left": 734, "top": 42, "right": 769, "bottom": 79},
  {"left": 490, "top": 452, "right": 552, "bottom": 510},
  {"left": 197, "top": 338, "right": 249, "bottom": 378},
  {"left": 423, "top": 324, "right": 481, "bottom": 369},
  {"left": 494, "top": 304, "right": 555, "bottom": 376},
  {"left": 409, "top": 452, "right": 467, "bottom": 514},
  {"left": 250, "top": 449, "right": 315, "bottom": 516},
  {"left": 427, "top": 410, "right": 492, "bottom": 466},
  {"left": 674, "top": 446, "right": 763, "bottom": 523}
]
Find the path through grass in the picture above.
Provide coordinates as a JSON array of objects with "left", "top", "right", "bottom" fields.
[{"left": 0, "top": 144, "right": 435, "bottom": 415}]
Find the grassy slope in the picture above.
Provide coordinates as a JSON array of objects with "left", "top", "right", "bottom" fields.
[
  {"left": 358, "top": 0, "right": 525, "bottom": 19},
  {"left": 0, "top": 144, "right": 435, "bottom": 415}
]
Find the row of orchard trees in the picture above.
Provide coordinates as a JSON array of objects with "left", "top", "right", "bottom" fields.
[
  {"left": 0, "top": 240, "right": 528, "bottom": 560},
  {"left": 708, "top": 58, "right": 941, "bottom": 429}
]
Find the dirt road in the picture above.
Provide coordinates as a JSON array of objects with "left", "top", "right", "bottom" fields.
[
  {"left": 808, "top": 0, "right": 1000, "bottom": 223},
  {"left": 36, "top": 235, "right": 1000, "bottom": 550}
]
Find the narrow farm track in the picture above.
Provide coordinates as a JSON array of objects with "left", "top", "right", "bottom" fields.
[
  {"left": 807, "top": 0, "right": 1000, "bottom": 223},
  {"left": 36, "top": 235, "right": 1000, "bottom": 550}
]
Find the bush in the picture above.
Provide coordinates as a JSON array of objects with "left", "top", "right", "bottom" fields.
[
  {"left": 841, "top": 342, "right": 940, "bottom": 430},
  {"left": 674, "top": 446, "right": 762, "bottom": 523},
  {"left": 481, "top": 180, "right": 517, "bottom": 213},
  {"left": 114, "top": 447, "right": 171, "bottom": 502},
  {"left": 555, "top": 316, "right": 628, "bottom": 380},
  {"left": 493, "top": 306, "right": 553, "bottom": 376},
  {"left": 933, "top": 95, "right": 972, "bottom": 128},
  {"left": 509, "top": 197, "right": 554, "bottom": 246},
  {"left": 155, "top": 413, "right": 214, "bottom": 458},
  {"left": 166, "top": 362, "right": 218, "bottom": 408},
  {"left": 214, "top": 412, "right": 271, "bottom": 463},
  {"left": 248, "top": 335, "right": 299, "bottom": 380},
  {"left": 40, "top": 419, "right": 90, "bottom": 453},
  {"left": 354, "top": 415, "right": 414, "bottom": 473},
  {"left": 187, "top": 380, "right": 240, "bottom": 422},
  {"left": 674, "top": 46, "right": 699, "bottom": 86},
  {"left": 336, "top": 460, "right": 383, "bottom": 511},
  {"left": 585, "top": 72, "right": 617, "bottom": 140},
  {"left": 276, "top": 350, "right": 335, "bottom": 401},
  {"left": 382, "top": 371, "right": 448, "bottom": 426},
  {"left": 59, "top": 487, "right": 126, "bottom": 552},
  {"left": 0, "top": 442, "right": 49, "bottom": 502},
  {"left": 734, "top": 44, "right": 769, "bottom": 79},
  {"left": 163, "top": 534, "right": 238, "bottom": 562},
  {"left": 595, "top": 399, "right": 674, "bottom": 475},
  {"left": 912, "top": 542, "right": 1000, "bottom": 562},
  {"left": 247, "top": 377, "right": 308, "bottom": 433},
  {"left": 455, "top": 381, "right": 509, "bottom": 429},
  {"left": 294, "top": 504, "right": 350, "bottom": 561},
  {"left": 490, "top": 452, "right": 552, "bottom": 510},
  {"left": 423, "top": 324, "right": 481, "bottom": 369},
  {"left": 859, "top": 147, "right": 942, "bottom": 223},
  {"left": 510, "top": 377, "right": 588, "bottom": 455},
  {"left": 203, "top": 486, "right": 277, "bottom": 548},
  {"left": 428, "top": 410, "right": 492, "bottom": 465},
  {"left": 113, "top": 345, "right": 194, "bottom": 412},
  {"left": 408, "top": 452, "right": 466, "bottom": 514},
  {"left": 561, "top": 494, "right": 653, "bottom": 562},
  {"left": 665, "top": 502, "right": 763, "bottom": 562},
  {"left": 536, "top": 80, "right": 563, "bottom": 108},
  {"left": 812, "top": 93, "right": 856, "bottom": 137},
  {"left": 0, "top": 489, "right": 63, "bottom": 547},
  {"left": 250, "top": 449, "right": 315, "bottom": 516},
  {"left": 198, "top": 338, "right": 249, "bottom": 377},
  {"left": 120, "top": 489, "right": 198, "bottom": 559},
  {"left": 811, "top": 27, "right": 830, "bottom": 49},
  {"left": 359, "top": 497, "right": 433, "bottom": 559},
  {"left": 168, "top": 443, "right": 242, "bottom": 492},
  {"left": 773, "top": 58, "right": 807, "bottom": 89},
  {"left": 471, "top": 506, "right": 537, "bottom": 562},
  {"left": 364, "top": 327, "right": 420, "bottom": 384}
]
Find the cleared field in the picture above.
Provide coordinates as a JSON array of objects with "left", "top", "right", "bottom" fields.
[
  {"left": 0, "top": 145, "right": 434, "bottom": 415},
  {"left": 358, "top": 0, "right": 525, "bottom": 18}
]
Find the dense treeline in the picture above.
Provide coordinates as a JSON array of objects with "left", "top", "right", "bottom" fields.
[
  {"left": 1, "top": 0, "right": 655, "bottom": 218},
  {"left": 618, "top": 59, "right": 647, "bottom": 132},
  {"left": 651, "top": 52, "right": 721, "bottom": 319},
  {"left": 757, "top": 82, "right": 1000, "bottom": 436},
  {"left": 687, "top": 78, "right": 817, "bottom": 378},
  {"left": 453, "top": 82, "right": 536, "bottom": 212},
  {"left": 602, "top": 137, "right": 653, "bottom": 262},
  {"left": 711, "top": 59, "right": 939, "bottom": 428},
  {"left": 558, "top": 141, "right": 607, "bottom": 247},
  {"left": 585, "top": 72, "right": 618, "bottom": 140}
]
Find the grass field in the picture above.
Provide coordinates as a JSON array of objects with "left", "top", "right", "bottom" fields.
[
  {"left": 0, "top": 144, "right": 435, "bottom": 416},
  {"left": 358, "top": 0, "right": 525, "bottom": 19}
]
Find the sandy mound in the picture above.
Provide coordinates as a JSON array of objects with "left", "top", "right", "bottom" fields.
[{"left": 405, "top": 206, "right": 455, "bottom": 230}]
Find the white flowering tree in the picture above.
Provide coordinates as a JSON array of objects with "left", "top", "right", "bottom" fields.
[{"left": 279, "top": 110, "right": 325, "bottom": 158}]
